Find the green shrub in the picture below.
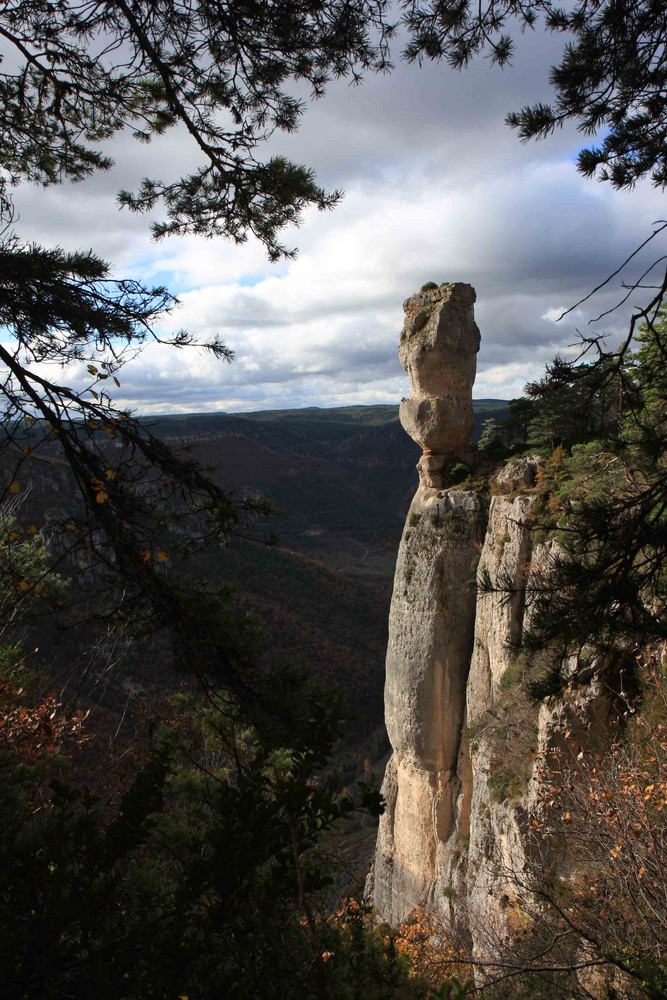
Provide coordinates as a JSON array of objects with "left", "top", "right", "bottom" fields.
[
  {"left": 500, "top": 655, "right": 527, "bottom": 690},
  {"left": 488, "top": 772, "right": 510, "bottom": 803},
  {"left": 442, "top": 461, "right": 470, "bottom": 489}
]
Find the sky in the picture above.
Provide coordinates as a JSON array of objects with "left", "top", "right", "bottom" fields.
[{"left": 8, "top": 22, "right": 666, "bottom": 416}]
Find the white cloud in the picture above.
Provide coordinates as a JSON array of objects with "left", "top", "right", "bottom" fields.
[{"left": 6, "top": 29, "right": 666, "bottom": 412}]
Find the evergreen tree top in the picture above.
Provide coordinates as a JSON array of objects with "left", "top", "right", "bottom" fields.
[
  {"left": 0, "top": 0, "right": 394, "bottom": 259},
  {"left": 0, "top": 0, "right": 664, "bottom": 264}
]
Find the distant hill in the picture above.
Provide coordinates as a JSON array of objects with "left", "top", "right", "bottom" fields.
[
  {"left": 149, "top": 400, "right": 509, "bottom": 736},
  {"left": 8, "top": 400, "right": 510, "bottom": 748},
  {"left": 151, "top": 399, "right": 509, "bottom": 436},
  {"left": 148, "top": 399, "right": 510, "bottom": 577}
]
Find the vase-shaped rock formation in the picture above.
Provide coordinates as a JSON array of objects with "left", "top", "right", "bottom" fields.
[
  {"left": 399, "top": 283, "right": 480, "bottom": 488},
  {"left": 370, "top": 285, "right": 620, "bottom": 970},
  {"left": 369, "top": 282, "right": 485, "bottom": 924}
]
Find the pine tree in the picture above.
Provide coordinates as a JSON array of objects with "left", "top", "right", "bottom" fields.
[
  {"left": 403, "top": 0, "right": 667, "bottom": 190},
  {"left": 494, "top": 320, "right": 667, "bottom": 671}
]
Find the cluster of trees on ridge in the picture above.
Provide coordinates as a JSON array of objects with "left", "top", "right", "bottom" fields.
[
  {"left": 478, "top": 316, "right": 666, "bottom": 662},
  {"left": 469, "top": 316, "right": 667, "bottom": 997},
  {"left": 0, "top": 0, "right": 665, "bottom": 996}
]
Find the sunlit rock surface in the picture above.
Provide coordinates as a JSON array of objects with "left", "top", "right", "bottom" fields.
[
  {"left": 369, "top": 289, "right": 616, "bottom": 964},
  {"left": 398, "top": 282, "right": 480, "bottom": 488}
]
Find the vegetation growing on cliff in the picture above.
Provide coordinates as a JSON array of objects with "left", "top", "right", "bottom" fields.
[
  {"left": 464, "top": 652, "right": 667, "bottom": 999},
  {"left": 468, "top": 317, "right": 667, "bottom": 997},
  {"left": 527, "top": 652, "right": 667, "bottom": 997},
  {"left": 492, "top": 311, "right": 667, "bottom": 672}
]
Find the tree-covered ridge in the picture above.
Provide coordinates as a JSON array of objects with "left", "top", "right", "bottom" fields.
[
  {"left": 487, "top": 310, "right": 667, "bottom": 666},
  {"left": 468, "top": 325, "right": 667, "bottom": 996}
]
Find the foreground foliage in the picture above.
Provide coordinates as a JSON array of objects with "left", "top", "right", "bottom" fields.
[
  {"left": 485, "top": 653, "right": 667, "bottom": 999},
  {"left": 0, "top": 646, "right": 392, "bottom": 998},
  {"left": 537, "top": 654, "right": 667, "bottom": 996}
]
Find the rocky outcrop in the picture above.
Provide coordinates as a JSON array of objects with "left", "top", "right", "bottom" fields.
[
  {"left": 369, "top": 286, "right": 618, "bottom": 960},
  {"left": 370, "top": 281, "right": 484, "bottom": 924},
  {"left": 453, "top": 459, "right": 547, "bottom": 953},
  {"left": 399, "top": 283, "right": 480, "bottom": 489},
  {"left": 372, "top": 487, "right": 485, "bottom": 925}
]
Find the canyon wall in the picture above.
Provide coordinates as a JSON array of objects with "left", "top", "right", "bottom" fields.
[{"left": 369, "top": 283, "right": 616, "bottom": 955}]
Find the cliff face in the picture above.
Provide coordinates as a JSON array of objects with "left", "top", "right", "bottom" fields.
[
  {"left": 369, "top": 285, "right": 616, "bottom": 955},
  {"left": 372, "top": 486, "right": 485, "bottom": 926}
]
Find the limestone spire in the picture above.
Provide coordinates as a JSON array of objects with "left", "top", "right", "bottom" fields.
[{"left": 399, "top": 282, "right": 480, "bottom": 488}]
